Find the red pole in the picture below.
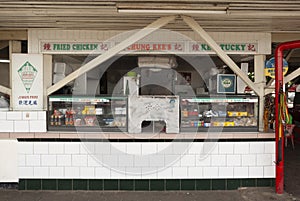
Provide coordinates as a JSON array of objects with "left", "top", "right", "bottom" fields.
[{"left": 275, "top": 40, "right": 300, "bottom": 194}]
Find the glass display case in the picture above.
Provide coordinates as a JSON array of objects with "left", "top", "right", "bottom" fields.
[
  {"left": 180, "top": 95, "right": 259, "bottom": 132},
  {"left": 48, "top": 95, "right": 127, "bottom": 132}
]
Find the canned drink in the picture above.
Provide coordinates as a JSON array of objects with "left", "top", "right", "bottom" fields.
[
  {"left": 54, "top": 115, "right": 58, "bottom": 126},
  {"left": 50, "top": 115, "right": 54, "bottom": 126},
  {"left": 204, "top": 123, "right": 211, "bottom": 127},
  {"left": 190, "top": 121, "right": 194, "bottom": 127}
]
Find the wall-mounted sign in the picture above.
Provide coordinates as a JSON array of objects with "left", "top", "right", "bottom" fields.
[
  {"left": 12, "top": 54, "right": 43, "bottom": 110},
  {"left": 40, "top": 41, "right": 258, "bottom": 54},
  {"left": 40, "top": 42, "right": 112, "bottom": 54},
  {"left": 17, "top": 61, "right": 38, "bottom": 93},
  {"left": 265, "top": 57, "right": 288, "bottom": 78},
  {"left": 124, "top": 42, "right": 185, "bottom": 52},
  {"left": 217, "top": 74, "right": 236, "bottom": 94},
  {"left": 189, "top": 42, "right": 258, "bottom": 54}
]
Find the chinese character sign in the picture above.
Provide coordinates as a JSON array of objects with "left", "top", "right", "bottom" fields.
[{"left": 12, "top": 54, "right": 43, "bottom": 110}]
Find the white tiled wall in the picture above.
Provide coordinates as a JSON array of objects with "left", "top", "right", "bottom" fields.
[
  {"left": 0, "top": 111, "right": 46, "bottom": 132},
  {"left": 18, "top": 141, "right": 276, "bottom": 179},
  {"left": 0, "top": 140, "right": 18, "bottom": 182}
]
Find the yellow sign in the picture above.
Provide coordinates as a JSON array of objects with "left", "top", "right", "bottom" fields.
[{"left": 265, "top": 57, "right": 288, "bottom": 78}]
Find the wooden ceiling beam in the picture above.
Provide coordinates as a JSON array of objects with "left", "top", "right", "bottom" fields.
[{"left": 0, "top": 31, "right": 27, "bottom": 40}]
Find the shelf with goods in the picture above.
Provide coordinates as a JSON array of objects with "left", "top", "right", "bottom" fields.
[
  {"left": 180, "top": 95, "right": 259, "bottom": 132},
  {"left": 48, "top": 95, "right": 127, "bottom": 132}
]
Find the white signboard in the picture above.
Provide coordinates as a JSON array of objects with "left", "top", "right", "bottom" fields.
[
  {"left": 40, "top": 41, "right": 258, "bottom": 54},
  {"left": 40, "top": 41, "right": 112, "bottom": 54},
  {"left": 188, "top": 42, "right": 258, "bottom": 54},
  {"left": 12, "top": 54, "right": 43, "bottom": 110}
]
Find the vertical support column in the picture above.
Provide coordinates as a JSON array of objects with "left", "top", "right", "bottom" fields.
[
  {"left": 9, "top": 41, "right": 21, "bottom": 110},
  {"left": 43, "top": 55, "right": 52, "bottom": 110},
  {"left": 254, "top": 55, "right": 266, "bottom": 132}
]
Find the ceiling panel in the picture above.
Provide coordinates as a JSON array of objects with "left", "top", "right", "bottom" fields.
[{"left": 0, "top": 1, "right": 299, "bottom": 33}]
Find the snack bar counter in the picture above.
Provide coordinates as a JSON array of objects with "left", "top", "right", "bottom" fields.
[{"left": 47, "top": 95, "right": 259, "bottom": 133}]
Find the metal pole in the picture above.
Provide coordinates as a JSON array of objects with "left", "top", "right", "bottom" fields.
[{"left": 275, "top": 40, "right": 300, "bottom": 194}]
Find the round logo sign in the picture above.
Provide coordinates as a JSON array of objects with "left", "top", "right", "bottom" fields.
[
  {"left": 265, "top": 57, "right": 288, "bottom": 78},
  {"left": 222, "top": 78, "right": 232, "bottom": 88}
]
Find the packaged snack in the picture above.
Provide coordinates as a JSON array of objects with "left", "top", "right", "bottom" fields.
[{"left": 84, "top": 116, "right": 96, "bottom": 126}]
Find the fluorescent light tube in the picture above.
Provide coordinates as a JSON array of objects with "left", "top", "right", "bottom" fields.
[
  {"left": 0, "top": 59, "right": 10, "bottom": 63},
  {"left": 118, "top": 9, "right": 227, "bottom": 14}
]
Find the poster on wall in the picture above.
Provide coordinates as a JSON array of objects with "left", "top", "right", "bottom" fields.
[
  {"left": 237, "top": 63, "right": 248, "bottom": 93},
  {"left": 12, "top": 54, "right": 43, "bottom": 110},
  {"left": 217, "top": 74, "right": 236, "bottom": 94}
]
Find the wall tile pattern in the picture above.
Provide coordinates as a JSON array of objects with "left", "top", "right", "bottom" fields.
[
  {"left": 0, "top": 111, "right": 46, "bottom": 132},
  {"left": 18, "top": 141, "right": 275, "bottom": 179}
]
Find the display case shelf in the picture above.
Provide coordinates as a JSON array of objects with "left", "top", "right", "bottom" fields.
[
  {"left": 180, "top": 95, "right": 259, "bottom": 132},
  {"left": 48, "top": 95, "right": 127, "bottom": 132}
]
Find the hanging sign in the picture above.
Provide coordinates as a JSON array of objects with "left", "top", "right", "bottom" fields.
[
  {"left": 265, "top": 57, "right": 288, "bottom": 78},
  {"left": 12, "top": 54, "right": 43, "bottom": 110}
]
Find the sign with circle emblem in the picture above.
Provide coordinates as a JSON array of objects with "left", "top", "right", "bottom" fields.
[{"left": 217, "top": 74, "right": 236, "bottom": 94}]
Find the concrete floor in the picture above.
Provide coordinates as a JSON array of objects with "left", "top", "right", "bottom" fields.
[
  {"left": 0, "top": 187, "right": 298, "bottom": 201},
  {"left": 285, "top": 138, "right": 300, "bottom": 198}
]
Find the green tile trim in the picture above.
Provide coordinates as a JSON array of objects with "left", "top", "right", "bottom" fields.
[
  {"left": 226, "top": 179, "right": 241, "bottom": 190},
  {"left": 26, "top": 179, "right": 41, "bottom": 190},
  {"left": 181, "top": 179, "right": 195, "bottom": 190},
  {"left": 42, "top": 179, "right": 57, "bottom": 190},
  {"left": 73, "top": 179, "right": 88, "bottom": 190},
  {"left": 166, "top": 179, "right": 180, "bottom": 190},
  {"left": 150, "top": 179, "right": 165, "bottom": 191},
  {"left": 18, "top": 180, "right": 26, "bottom": 190},
  {"left": 196, "top": 179, "right": 211, "bottom": 190},
  {"left": 271, "top": 179, "right": 275, "bottom": 187},
  {"left": 134, "top": 179, "right": 149, "bottom": 191},
  {"left": 257, "top": 179, "right": 271, "bottom": 187},
  {"left": 89, "top": 179, "right": 103, "bottom": 190},
  {"left": 241, "top": 179, "right": 256, "bottom": 187},
  {"left": 58, "top": 179, "right": 72, "bottom": 190},
  {"left": 104, "top": 179, "right": 118, "bottom": 190},
  {"left": 212, "top": 179, "right": 226, "bottom": 190},
  {"left": 18, "top": 178, "right": 275, "bottom": 191},
  {"left": 120, "top": 179, "right": 134, "bottom": 191}
]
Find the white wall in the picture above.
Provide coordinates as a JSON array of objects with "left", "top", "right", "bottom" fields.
[
  {"left": 18, "top": 141, "right": 275, "bottom": 179},
  {"left": 0, "top": 140, "right": 18, "bottom": 182},
  {"left": 0, "top": 111, "right": 46, "bottom": 132}
]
